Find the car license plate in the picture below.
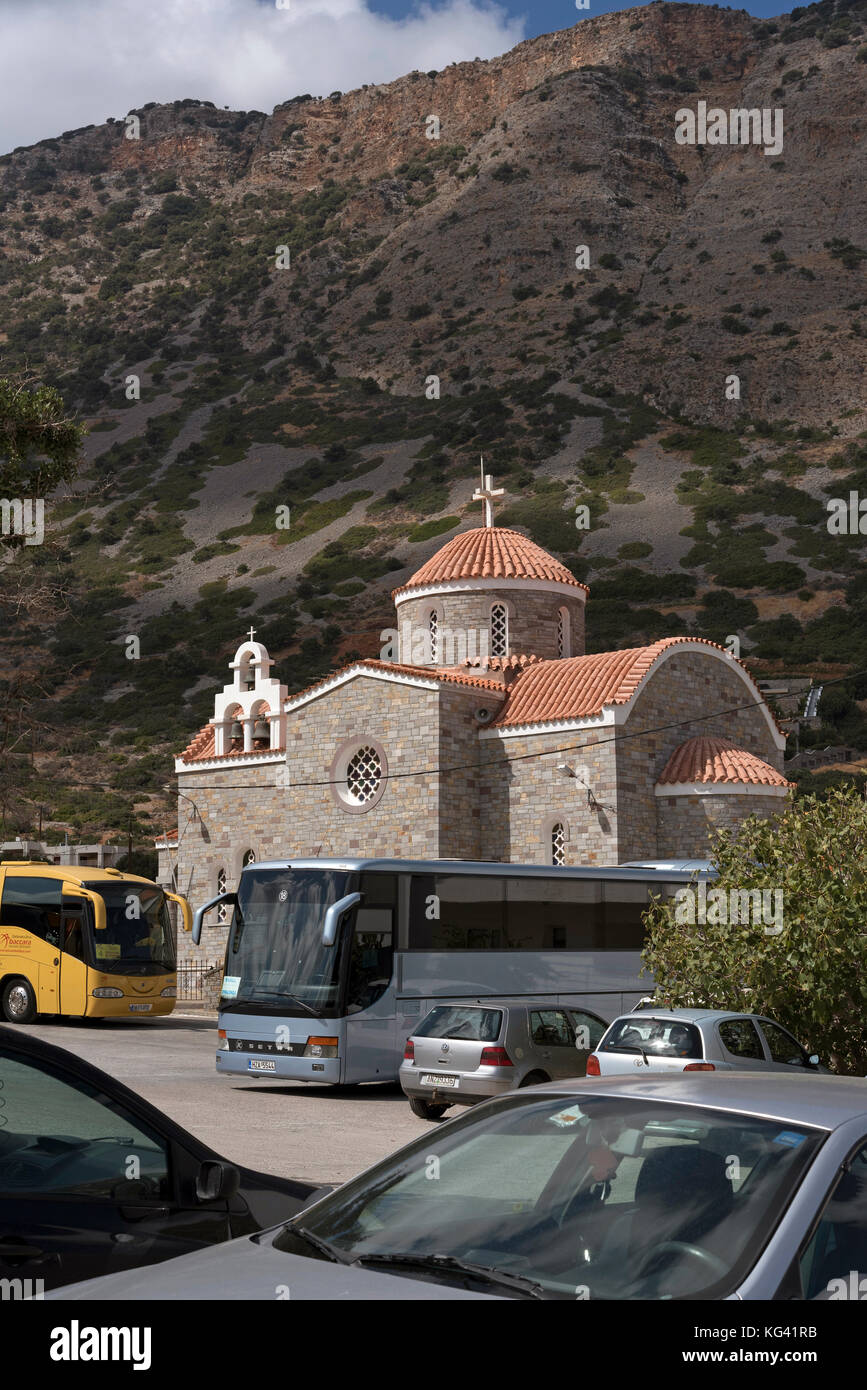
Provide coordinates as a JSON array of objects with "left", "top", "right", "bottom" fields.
[
  {"left": 129, "top": 1003, "right": 152, "bottom": 1012},
  {"left": 248, "top": 1058, "right": 276, "bottom": 1072},
  {"left": 420, "top": 1073, "right": 458, "bottom": 1088}
]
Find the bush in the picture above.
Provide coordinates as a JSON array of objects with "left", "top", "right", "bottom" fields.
[{"left": 643, "top": 787, "right": 867, "bottom": 1075}]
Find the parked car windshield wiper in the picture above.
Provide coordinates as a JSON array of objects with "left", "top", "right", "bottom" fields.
[
  {"left": 248, "top": 989, "right": 320, "bottom": 1019},
  {"left": 349, "top": 1251, "right": 548, "bottom": 1299},
  {"left": 288, "top": 1225, "right": 353, "bottom": 1264}
]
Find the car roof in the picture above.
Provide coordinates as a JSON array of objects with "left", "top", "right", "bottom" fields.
[
  {"left": 415, "top": 999, "right": 601, "bottom": 1013},
  {"left": 613, "top": 1008, "right": 761, "bottom": 1026},
  {"left": 522, "top": 1071, "right": 867, "bottom": 1130}
]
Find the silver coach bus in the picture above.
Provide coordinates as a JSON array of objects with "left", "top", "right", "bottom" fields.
[{"left": 193, "top": 858, "right": 710, "bottom": 1086}]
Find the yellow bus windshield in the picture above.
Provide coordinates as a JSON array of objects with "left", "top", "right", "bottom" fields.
[{"left": 82, "top": 881, "right": 175, "bottom": 974}]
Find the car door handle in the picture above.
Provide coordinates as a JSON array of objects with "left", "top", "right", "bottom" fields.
[
  {"left": 120, "top": 1205, "right": 171, "bottom": 1222},
  {"left": 0, "top": 1239, "right": 46, "bottom": 1261}
]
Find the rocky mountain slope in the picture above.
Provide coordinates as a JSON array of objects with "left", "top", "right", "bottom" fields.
[{"left": 1, "top": 0, "right": 866, "bottom": 842}]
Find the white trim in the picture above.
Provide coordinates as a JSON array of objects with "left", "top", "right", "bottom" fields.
[
  {"left": 394, "top": 577, "right": 587, "bottom": 606},
  {"left": 174, "top": 751, "right": 285, "bottom": 774},
  {"left": 479, "top": 709, "right": 616, "bottom": 740},
  {"left": 655, "top": 782, "right": 790, "bottom": 798},
  {"left": 482, "top": 641, "right": 785, "bottom": 750},
  {"left": 283, "top": 663, "right": 476, "bottom": 715},
  {"left": 623, "top": 641, "right": 787, "bottom": 752}
]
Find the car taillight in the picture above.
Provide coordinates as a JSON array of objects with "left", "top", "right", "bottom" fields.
[
  {"left": 585, "top": 1054, "right": 601, "bottom": 1077},
  {"left": 479, "top": 1046, "right": 513, "bottom": 1067},
  {"left": 403, "top": 1039, "right": 415, "bottom": 1061},
  {"left": 683, "top": 1062, "right": 715, "bottom": 1071}
]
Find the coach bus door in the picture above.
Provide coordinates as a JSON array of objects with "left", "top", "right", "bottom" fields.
[{"left": 58, "top": 888, "right": 95, "bottom": 1017}]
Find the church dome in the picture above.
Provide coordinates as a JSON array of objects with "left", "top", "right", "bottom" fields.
[
  {"left": 392, "top": 527, "right": 588, "bottom": 597},
  {"left": 657, "top": 735, "right": 792, "bottom": 789}
]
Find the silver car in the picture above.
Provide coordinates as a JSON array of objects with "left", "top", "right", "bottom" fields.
[
  {"left": 399, "top": 999, "right": 608, "bottom": 1120},
  {"left": 48, "top": 1072, "right": 867, "bottom": 1301},
  {"left": 587, "top": 1007, "right": 824, "bottom": 1078}
]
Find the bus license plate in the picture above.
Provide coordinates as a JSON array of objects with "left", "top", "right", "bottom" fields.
[
  {"left": 129, "top": 1003, "right": 152, "bottom": 1012},
  {"left": 248, "top": 1058, "right": 276, "bottom": 1072},
  {"left": 421, "top": 1073, "right": 458, "bottom": 1088}
]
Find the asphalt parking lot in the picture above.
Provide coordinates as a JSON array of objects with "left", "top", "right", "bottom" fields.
[{"left": 18, "top": 1013, "right": 425, "bottom": 1187}]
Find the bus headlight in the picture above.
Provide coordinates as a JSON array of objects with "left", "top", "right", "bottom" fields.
[
  {"left": 160, "top": 987, "right": 177, "bottom": 997},
  {"left": 304, "top": 1036, "right": 338, "bottom": 1059},
  {"left": 91, "top": 987, "right": 124, "bottom": 998},
  {"left": 217, "top": 1029, "right": 229, "bottom": 1050}
]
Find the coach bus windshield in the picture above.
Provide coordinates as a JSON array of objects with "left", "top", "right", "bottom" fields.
[
  {"left": 83, "top": 882, "right": 175, "bottom": 975},
  {"left": 221, "top": 867, "right": 357, "bottom": 1018}
]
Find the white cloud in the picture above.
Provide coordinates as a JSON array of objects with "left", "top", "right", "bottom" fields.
[{"left": 0, "top": 0, "right": 526, "bottom": 153}]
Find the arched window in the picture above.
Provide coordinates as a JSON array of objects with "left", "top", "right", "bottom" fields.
[
  {"left": 217, "top": 867, "right": 228, "bottom": 923},
  {"left": 551, "top": 823, "right": 566, "bottom": 867},
  {"left": 428, "top": 609, "right": 439, "bottom": 664},
  {"left": 557, "top": 606, "right": 571, "bottom": 659},
  {"left": 490, "top": 602, "right": 508, "bottom": 658},
  {"left": 242, "top": 849, "right": 256, "bottom": 867},
  {"left": 238, "top": 650, "right": 257, "bottom": 691}
]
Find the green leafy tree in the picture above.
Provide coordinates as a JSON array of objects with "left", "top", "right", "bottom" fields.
[
  {"left": 0, "top": 375, "right": 86, "bottom": 829},
  {"left": 642, "top": 787, "right": 867, "bottom": 1075},
  {"left": 0, "top": 374, "right": 84, "bottom": 498}
]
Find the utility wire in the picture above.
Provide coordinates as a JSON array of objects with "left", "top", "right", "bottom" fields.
[{"left": 23, "top": 666, "right": 866, "bottom": 796}]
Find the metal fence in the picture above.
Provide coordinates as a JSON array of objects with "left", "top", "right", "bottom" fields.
[{"left": 176, "top": 960, "right": 221, "bottom": 1002}]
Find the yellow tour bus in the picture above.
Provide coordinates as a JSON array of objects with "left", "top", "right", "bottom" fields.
[{"left": 0, "top": 861, "right": 192, "bottom": 1024}]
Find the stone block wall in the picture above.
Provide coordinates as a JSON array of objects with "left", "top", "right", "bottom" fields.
[
  {"left": 396, "top": 587, "right": 585, "bottom": 664},
  {"left": 478, "top": 726, "right": 619, "bottom": 864},
  {"left": 656, "top": 791, "right": 789, "bottom": 858},
  {"left": 616, "top": 648, "right": 786, "bottom": 863}
]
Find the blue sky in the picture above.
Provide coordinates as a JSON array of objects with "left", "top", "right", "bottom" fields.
[
  {"left": 2, "top": 0, "right": 796, "bottom": 154},
  {"left": 368, "top": 0, "right": 793, "bottom": 33}
]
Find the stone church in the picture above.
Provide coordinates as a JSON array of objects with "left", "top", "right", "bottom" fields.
[{"left": 157, "top": 487, "right": 790, "bottom": 960}]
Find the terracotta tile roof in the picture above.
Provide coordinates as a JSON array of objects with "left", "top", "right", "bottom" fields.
[
  {"left": 658, "top": 735, "right": 794, "bottom": 788},
  {"left": 491, "top": 637, "right": 768, "bottom": 730},
  {"left": 462, "top": 653, "right": 543, "bottom": 671},
  {"left": 178, "top": 723, "right": 282, "bottom": 765},
  {"left": 393, "top": 527, "right": 588, "bottom": 596},
  {"left": 285, "top": 659, "right": 506, "bottom": 707}
]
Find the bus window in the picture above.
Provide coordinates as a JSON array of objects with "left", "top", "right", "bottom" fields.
[
  {"left": 345, "top": 907, "right": 394, "bottom": 1014},
  {"left": 1, "top": 875, "right": 62, "bottom": 946},
  {"left": 505, "top": 877, "right": 602, "bottom": 950},
  {"left": 61, "top": 900, "right": 87, "bottom": 963},
  {"left": 602, "top": 881, "right": 651, "bottom": 949},
  {"left": 409, "top": 875, "right": 505, "bottom": 950}
]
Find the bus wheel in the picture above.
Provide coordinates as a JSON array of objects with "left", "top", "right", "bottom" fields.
[
  {"left": 408, "top": 1097, "right": 450, "bottom": 1122},
  {"left": 1, "top": 978, "right": 37, "bottom": 1024}
]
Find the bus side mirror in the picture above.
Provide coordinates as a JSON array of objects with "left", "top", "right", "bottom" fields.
[
  {"left": 192, "top": 892, "right": 237, "bottom": 945},
  {"left": 66, "top": 885, "right": 106, "bottom": 932},
  {"left": 322, "top": 892, "right": 362, "bottom": 947},
  {"left": 165, "top": 891, "right": 193, "bottom": 934}
]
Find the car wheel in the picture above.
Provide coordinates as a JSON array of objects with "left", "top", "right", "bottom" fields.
[
  {"left": 518, "top": 1070, "right": 550, "bottom": 1088},
  {"left": 1, "top": 977, "right": 37, "bottom": 1024},
  {"left": 408, "top": 1097, "right": 450, "bottom": 1122}
]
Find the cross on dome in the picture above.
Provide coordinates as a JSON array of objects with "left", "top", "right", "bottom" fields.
[{"left": 472, "top": 457, "right": 504, "bottom": 528}]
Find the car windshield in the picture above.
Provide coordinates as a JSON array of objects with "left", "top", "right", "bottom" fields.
[
  {"left": 415, "top": 1006, "right": 503, "bottom": 1042},
  {"left": 84, "top": 882, "right": 175, "bottom": 974},
  {"left": 277, "top": 1095, "right": 824, "bottom": 1299},
  {"left": 602, "top": 1017, "right": 703, "bottom": 1060}
]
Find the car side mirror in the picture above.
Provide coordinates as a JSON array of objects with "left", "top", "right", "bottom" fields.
[{"left": 196, "top": 1160, "right": 241, "bottom": 1203}]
